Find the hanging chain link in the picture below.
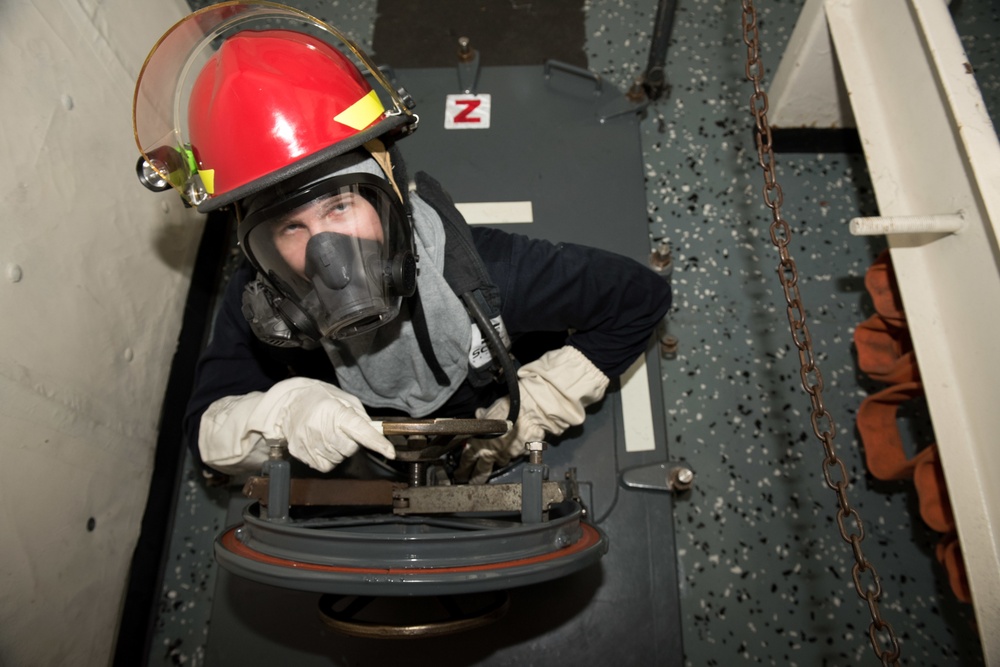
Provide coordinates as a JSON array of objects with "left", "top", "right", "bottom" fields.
[{"left": 741, "top": 2, "right": 902, "bottom": 664}]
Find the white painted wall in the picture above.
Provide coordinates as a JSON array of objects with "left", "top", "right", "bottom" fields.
[{"left": 0, "top": 1, "right": 204, "bottom": 665}]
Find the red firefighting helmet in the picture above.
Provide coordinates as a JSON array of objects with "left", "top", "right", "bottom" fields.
[{"left": 133, "top": 1, "right": 416, "bottom": 212}]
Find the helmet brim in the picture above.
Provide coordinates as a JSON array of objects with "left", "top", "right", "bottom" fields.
[{"left": 197, "top": 113, "right": 414, "bottom": 213}]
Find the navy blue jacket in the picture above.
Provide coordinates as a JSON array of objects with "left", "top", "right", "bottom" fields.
[{"left": 183, "top": 225, "right": 672, "bottom": 467}]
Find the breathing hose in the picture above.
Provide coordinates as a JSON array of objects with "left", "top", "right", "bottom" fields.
[{"left": 461, "top": 292, "right": 520, "bottom": 425}]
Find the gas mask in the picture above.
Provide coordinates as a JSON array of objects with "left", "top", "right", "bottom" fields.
[{"left": 238, "top": 163, "right": 417, "bottom": 344}]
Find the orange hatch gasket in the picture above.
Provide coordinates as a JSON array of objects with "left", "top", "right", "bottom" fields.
[{"left": 219, "top": 522, "right": 604, "bottom": 574}]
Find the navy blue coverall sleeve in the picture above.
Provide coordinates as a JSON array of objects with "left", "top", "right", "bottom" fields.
[{"left": 472, "top": 226, "right": 672, "bottom": 378}]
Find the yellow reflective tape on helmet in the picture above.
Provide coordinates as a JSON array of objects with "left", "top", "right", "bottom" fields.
[
  {"left": 200, "top": 169, "right": 215, "bottom": 195},
  {"left": 334, "top": 89, "right": 385, "bottom": 131}
]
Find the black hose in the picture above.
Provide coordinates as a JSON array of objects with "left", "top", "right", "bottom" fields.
[{"left": 461, "top": 292, "right": 520, "bottom": 425}]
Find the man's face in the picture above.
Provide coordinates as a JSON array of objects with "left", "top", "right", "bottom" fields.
[{"left": 269, "top": 190, "right": 384, "bottom": 277}]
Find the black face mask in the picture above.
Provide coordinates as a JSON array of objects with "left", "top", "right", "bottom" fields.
[{"left": 302, "top": 232, "right": 396, "bottom": 339}]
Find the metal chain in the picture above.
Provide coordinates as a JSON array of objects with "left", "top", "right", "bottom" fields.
[{"left": 740, "top": 2, "right": 902, "bottom": 664}]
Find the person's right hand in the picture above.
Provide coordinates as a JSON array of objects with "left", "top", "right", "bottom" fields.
[{"left": 199, "top": 377, "right": 396, "bottom": 474}]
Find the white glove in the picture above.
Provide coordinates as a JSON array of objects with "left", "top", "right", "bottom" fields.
[
  {"left": 198, "top": 377, "right": 396, "bottom": 474},
  {"left": 456, "top": 346, "right": 609, "bottom": 484}
]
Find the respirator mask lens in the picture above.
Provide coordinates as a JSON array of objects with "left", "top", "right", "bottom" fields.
[{"left": 242, "top": 175, "right": 414, "bottom": 339}]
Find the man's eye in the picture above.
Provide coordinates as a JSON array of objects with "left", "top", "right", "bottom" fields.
[{"left": 278, "top": 221, "right": 305, "bottom": 235}]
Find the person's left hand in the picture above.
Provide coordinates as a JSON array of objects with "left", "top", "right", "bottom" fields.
[
  {"left": 454, "top": 393, "right": 542, "bottom": 484},
  {"left": 455, "top": 346, "right": 609, "bottom": 484}
]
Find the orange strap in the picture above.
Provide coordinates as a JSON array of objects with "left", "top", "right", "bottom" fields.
[
  {"left": 936, "top": 533, "right": 972, "bottom": 603},
  {"left": 865, "top": 250, "right": 907, "bottom": 327},
  {"left": 855, "top": 250, "right": 970, "bottom": 605},
  {"left": 856, "top": 381, "right": 933, "bottom": 481},
  {"left": 853, "top": 314, "right": 918, "bottom": 384},
  {"left": 913, "top": 446, "right": 955, "bottom": 534}
]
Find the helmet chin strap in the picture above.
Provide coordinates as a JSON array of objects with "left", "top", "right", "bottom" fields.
[{"left": 364, "top": 138, "right": 404, "bottom": 202}]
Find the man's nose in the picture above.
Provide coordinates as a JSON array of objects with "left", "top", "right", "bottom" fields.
[{"left": 304, "top": 232, "right": 354, "bottom": 290}]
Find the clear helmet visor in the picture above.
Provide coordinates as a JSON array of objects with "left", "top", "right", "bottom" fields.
[{"left": 242, "top": 174, "right": 415, "bottom": 339}]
